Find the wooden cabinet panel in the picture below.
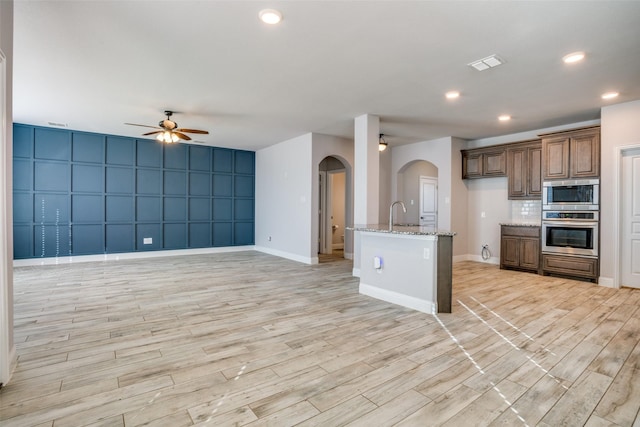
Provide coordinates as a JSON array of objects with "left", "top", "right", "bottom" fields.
[
  {"left": 571, "top": 131, "right": 600, "bottom": 178},
  {"left": 500, "top": 225, "right": 540, "bottom": 273},
  {"left": 501, "top": 236, "right": 520, "bottom": 268},
  {"left": 508, "top": 141, "right": 541, "bottom": 200},
  {"left": 542, "top": 254, "right": 598, "bottom": 281},
  {"left": 462, "top": 147, "right": 506, "bottom": 179},
  {"left": 520, "top": 238, "right": 540, "bottom": 270},
  {"left": 483, "top": 151, "right": 507, "bottom": 176},
  {"left": 541, "top": 126, "right": 600, "bottom": 180},
  {"left": 543, "top": 137, "right": 570, "bottom": 180},
  {"left": 528, "top": 146, "right": 542, "bottom": 196},
  {"left": 462, "top": 151, "right": 483, "bottom": 178}
]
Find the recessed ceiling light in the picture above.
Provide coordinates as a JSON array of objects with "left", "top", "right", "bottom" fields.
[
  {"left": 445, "top": 91, "right": 460, "bottom": 99},
  {"left": 563, "top": 51, "right": 585, "bottom": 64},
  {"left": 601, "top": 91, "right": 619, "bottom": 100},
  {"left": 259, "top": 9, "right": 282, "bottom": 24},
  {"left": 498, "top": 115, "right": 511, "bottom": 122}
]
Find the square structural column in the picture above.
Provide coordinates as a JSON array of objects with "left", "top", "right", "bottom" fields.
[{"left": 354, "top": 114, "right": 380, "bottom": 225}]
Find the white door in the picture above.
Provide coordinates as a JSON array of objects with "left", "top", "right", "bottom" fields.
[
  {"left": 419, "top": 176, "right": 437, "bottom": 228},
  {"left": 621, "top": 148, "right": 640, "bottom": 288}
]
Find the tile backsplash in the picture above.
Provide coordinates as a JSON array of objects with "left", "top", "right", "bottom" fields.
[{"left": 511, "top": 200, "right": 542, "bottom": 224}]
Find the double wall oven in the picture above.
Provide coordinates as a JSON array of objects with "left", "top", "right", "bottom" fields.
[{"left": 542, "top": 179, "right": 599, "bottom": 257}]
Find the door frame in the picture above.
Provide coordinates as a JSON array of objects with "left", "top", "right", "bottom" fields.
[
  {"left": 419, "top": 175, "right": 438, "bottom": 227},
  {"left": 614, "top": 143, "right": 640, "bottom": 288}
]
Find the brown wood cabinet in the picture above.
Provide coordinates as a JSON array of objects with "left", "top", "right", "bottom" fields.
[
  {"left": 507, "top": 140, "right": 542, "bottom": 200},
  {"left": 541, "top": 126, "right": 600, "bottom": 180},
  {"left": 500, "top": 225, "right": 540, "bottom": 273},
  {"left": 542, "top": 254, "right": 599, "bottom": 282},
  {"left": 462, "top": 147, "right": 506, "bottom": 179}
]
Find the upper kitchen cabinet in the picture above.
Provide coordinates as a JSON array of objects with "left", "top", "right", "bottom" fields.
[
  {"left": 462, "top": 146, "right": 507, "bottom": 179},
  {"left": 541, "top": 126, "right": 600, "bottom": 180},
  {"left": 507, "top": 140, "right": 542, "bottom": 200}
]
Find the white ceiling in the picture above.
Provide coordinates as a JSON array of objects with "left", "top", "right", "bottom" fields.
[{"left": 13, "top": 1, "right": 640, "bottom": 151}]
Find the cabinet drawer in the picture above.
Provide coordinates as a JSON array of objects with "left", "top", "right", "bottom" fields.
[
  {"left": 542, "top": 254, "right": 598, "bottom": 279},
  {"left": 501, "top": 226, "right": 540, "bottom": 238}
]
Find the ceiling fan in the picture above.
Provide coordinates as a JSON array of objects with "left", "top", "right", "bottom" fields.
[{"left": 125, "top": 110, "right": 209, "bottom": 143}]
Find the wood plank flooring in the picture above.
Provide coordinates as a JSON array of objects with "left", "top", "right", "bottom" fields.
[{"left": 1, "top": 251, "right": 639, "bottom": 426}]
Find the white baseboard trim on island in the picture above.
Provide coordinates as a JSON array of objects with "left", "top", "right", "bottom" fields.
[
  {"left": 359, "top": 282, "right": 436, "bottom": 315},
  {"left": 13, "top": 246, "right": 256, "bottom": 267}
]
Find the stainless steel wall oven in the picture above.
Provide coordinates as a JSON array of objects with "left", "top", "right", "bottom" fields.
[{"left": 542, "top": 211, "right": 599, "bottom": 257}]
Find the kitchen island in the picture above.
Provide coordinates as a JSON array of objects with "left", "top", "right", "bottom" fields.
[{"left": 348, "top": 225, "right": 455, "bottom": 314}]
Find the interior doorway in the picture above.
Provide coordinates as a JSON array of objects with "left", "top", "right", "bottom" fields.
[
  {"left": 621, "top": 147, "right": 640, "bottom": 289},
  {"left": 397, "top": 160, "right": 439, "bottom": 227},
  {"left": 419, "top": 176, "right": 438, "bottom": 228},
  {"left": 319, "top": 156, "right": 347, "bottom": 260}
]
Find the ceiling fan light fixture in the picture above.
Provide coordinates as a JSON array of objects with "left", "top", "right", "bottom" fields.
[
  {"left": 259, "top": 9, "right": 282, "bottom": 24},
  {"left": 378, "top": 134, "right": 388, "bottom": 152}
]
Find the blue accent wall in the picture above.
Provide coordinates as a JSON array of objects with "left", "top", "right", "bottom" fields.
[{"left": 13, "top": 124, "right": 255, "bottom": 259}]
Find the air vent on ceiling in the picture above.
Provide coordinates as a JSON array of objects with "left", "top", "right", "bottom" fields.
[
  {"left": 468, "top": 54, "right": 504, "bottom": 71},
  {"left": 47, "top": 121, "right": 68, "bottom": 128}
]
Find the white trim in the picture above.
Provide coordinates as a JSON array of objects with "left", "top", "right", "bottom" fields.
[
  {"left": 332, "top": 243, "right": 344, "bottom": 250},
  {"left": 13, "top": 246, "right": 255, "bottom": 267},
  {"left": 352, "top": 267, "right": 360, "bottom": 277},
  {"left": 613, "top": 143, "right": 640, "bottom": 289},
  {"left": 0, "top": 49, "right": 14, "bottom": 386},
  {"left": 598, "top": 277, "right": 615, "bottom": 288},
  {"left": 344, "top": 251, "right": 353, "bottom": 260},
  {"left": 359, "top": 282, "right": 436, "bottom": 314},
  {"left": 462, "top": 254, "right": 500, "bottom": 265},
  {"left": 254, "top": 246, "right": 318, "bottom": 265}
]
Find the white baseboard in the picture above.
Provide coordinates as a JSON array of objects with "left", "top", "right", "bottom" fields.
[
  {"left": 13, "top": 246, "right": 256, "bottom": 267},
  {"left": 344, "top": 252, "right": 353, "bottom": 260},
  {"left": 332, "top": 243, "right": 344, "bottom": 250},
  {"left": 254, "top": 246, "right": 318, "bottom": 265},
  {"left": 352, "top": 267, "right": 360, "bottom": 277},
  {"left": 359, "top": 283, "right": 436, "bottom": 314},
  {"left": 598, "top": 276, "right": 617, "bottom": 288},
  {"left": 463, "top": 254, "right": 500, "bottom": 265}
]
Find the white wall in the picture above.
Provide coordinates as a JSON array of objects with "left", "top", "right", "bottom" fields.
[
  {"left": 330, "top": 172, "right": 345, "bottom": 246},
  {"left": 378, "top": 147, "right": 392, "bottom": 225},
  {"left": 255, "top": 132, "right": 354, "bottom": 264},
  {"left": 255, "top": 133, "right": 314, "bottom": 264},
  {"left": 600, "top": 99, "right": 640, "bottom": 286},
  {"left": 0, "top": 0, "right": 14, "bottom": 386}
]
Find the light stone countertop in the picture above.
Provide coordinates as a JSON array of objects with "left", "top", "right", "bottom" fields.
[
  {"left": 347, "top": 224, "right": 456, "bottom": 237},
  {"left": 499, "top": 223, "right": 541, "bottom": 227}
]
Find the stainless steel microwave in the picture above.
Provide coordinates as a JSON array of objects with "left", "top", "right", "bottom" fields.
[{"left": 542, "top": 179, "right": 599, "bottom": 211}]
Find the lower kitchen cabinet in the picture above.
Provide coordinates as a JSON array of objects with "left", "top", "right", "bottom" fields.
[
  {"left": 541, "top": 254, "right": 599, "bottom": 283},
  {"left": 500, "top": 225, "right": 540, "bottom": 273}
]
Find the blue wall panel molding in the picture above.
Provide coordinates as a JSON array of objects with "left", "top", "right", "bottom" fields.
[{"left": 12, "top": 124, "right": 255, "bottom": 259}]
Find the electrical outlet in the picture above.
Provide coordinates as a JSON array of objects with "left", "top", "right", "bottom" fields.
[
  {"left": 143, "top": 237, "right": 152, "bottom": 245},
  {"left": 481, "top": 212, "right": 486, "bottom": 218},
  {"left": 268, "top": 236, "right": 272, "bottom": 241},
  {"left": 424, "top": 248, "right": 430, "bottom": 260}
]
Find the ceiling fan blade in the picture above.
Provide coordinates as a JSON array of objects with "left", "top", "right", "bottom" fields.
[
  {"left": 175, "top": 128, "right": 209, "bottom": 134},
  {"left": 125, "top": 123, "right": 162, "bottom": 130},
  {"left": 142, "top": 130, "right": 163, "bottom": 136},
  {"left": 173, "top": 131, "right": 192, "bottom": 141}
]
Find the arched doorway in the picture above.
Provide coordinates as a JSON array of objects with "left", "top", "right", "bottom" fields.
[
  {"left": 397, "top": 160, "right": 439, "bottom": 228},
  {"left": 319, "top": 156, "right": 347, "bottom": 260}
]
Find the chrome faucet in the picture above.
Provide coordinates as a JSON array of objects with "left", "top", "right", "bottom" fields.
[{"left": 389, "top": 201, "right": 407, "bottom": 229}]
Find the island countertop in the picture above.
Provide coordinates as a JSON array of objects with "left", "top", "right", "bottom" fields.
[{"left": 347, "top": 224, "right": 456, "bottom": 237}]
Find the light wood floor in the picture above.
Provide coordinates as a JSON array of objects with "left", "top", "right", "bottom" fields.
[{"left": 1, "top": 251, "right": 639, "bottom": 426}]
